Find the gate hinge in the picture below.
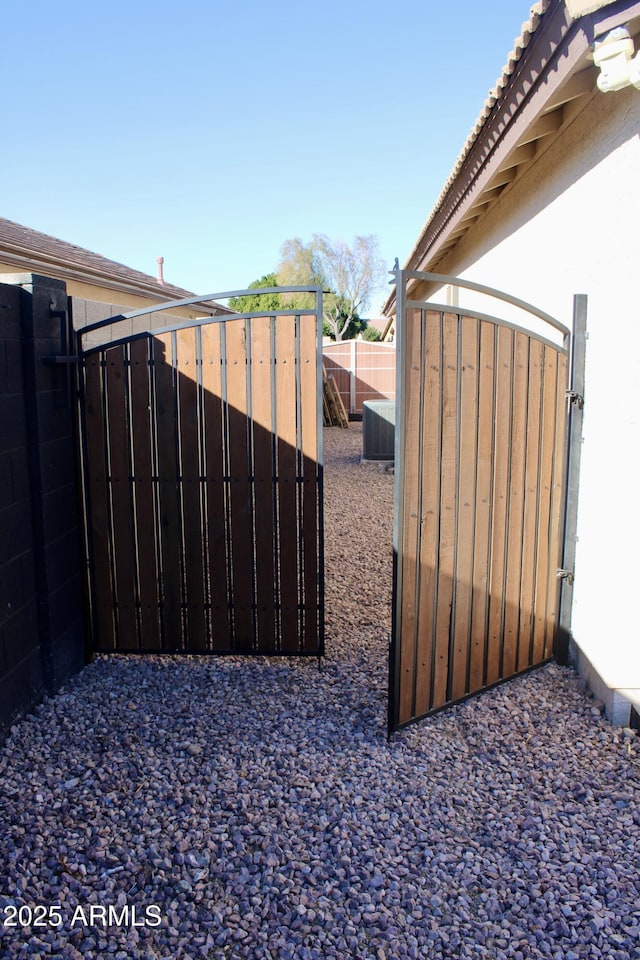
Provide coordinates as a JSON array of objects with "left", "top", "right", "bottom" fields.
[
  {"left": 557, "top": 568, "right": 574, "bottom": 586},
  {"left": 44, "top": 298, "right": 77, "bottom": 364},
  {"left": 566, "top": 389, "right": 584, "bottom": 408}
]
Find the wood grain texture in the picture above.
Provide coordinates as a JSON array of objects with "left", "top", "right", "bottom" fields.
[
  {"left": 398, "top": 308, "right": 423, "bottom": 724},
  {"left": 153, "top": 332, "right": 183, "bottom": 649},
  {"left": 450, "top": 316, "right": 479, "bottom": 701},
  {"left": 431, "top": 314, "right": 458, "bottom": 709},
  {"left": 129, "top": 338, "right": 161, "bottom": 649},
  {"left": 176, "top": 327, "right": 207, "bottom": 650},
  {"left": 518, "top": 338, "right": 543, "bottom": 672},
  {"left": 469, "top": 321, "right": 495, "bottom": 691},
  {"left": 275, "top": 315, "right": 299, "bottom": 652},
  {"left": 299, "top": 315, "right": 319, "bottom": 652},
  {"left": 392, "top": 299, "right": 568, "bottom": 727},
  {"left": 84, "top": 354, "right": 116, "bottom": 649},
  {"left": 414, "top": 311, "right": 442, "bottom": 718},
  {"left": 250, "top": 316, "right": 277, "bottom": 653},
  {"left": 201, "top": 323, "right": 231, "bottom": 650},
  {"left": 225, "top": 319, "right": 254, "bottom": 652},
  {"left": 105, "top": 346, "right": 138, "bottom": 648}
]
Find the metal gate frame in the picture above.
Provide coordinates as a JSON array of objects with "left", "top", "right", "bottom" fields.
[
  {"left": 389, "top": 269, "right": 585, "bottom": 732},
  {"left": 75, "top": 286, "right": 325, "bottom": 658}
]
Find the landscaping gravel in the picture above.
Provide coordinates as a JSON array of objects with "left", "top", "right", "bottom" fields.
[{"left": 1, "top": 422, "right": 639, "bottom": 959}]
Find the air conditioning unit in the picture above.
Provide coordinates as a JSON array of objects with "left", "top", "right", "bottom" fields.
[{"left": 362, "top": 400, "right": 395, "bottom": 461}]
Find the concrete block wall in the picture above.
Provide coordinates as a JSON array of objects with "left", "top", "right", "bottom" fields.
[{"left": 0, "top": 276, "right": 85, "bottom": 740}]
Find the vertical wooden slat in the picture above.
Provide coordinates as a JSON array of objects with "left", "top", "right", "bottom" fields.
[
  {"left": 201, "top": 322, "right": 230, "bottom": 650},
  {"left": 153, "top": 332, "right": 183, "bottom": 649},
  {"left": 176, "top": 327, "right": 207, "bottom": 650},
  {"left": 502, "top": 332, "right": 529, "bottom": 677},
  {"left": 250, "top": 316, "right": 277, "bottom": 652},
  {"left": 469, "top": 321, "right": 495, "bottom": 690},
  {"left": 450, "top": 316, "right": 479, "bottom": 701},
  {"left": 545, "top": 351, "right": 569, "bottom": 657},
  {"left": 414, "top": 311, "right": 442, "bottom": 718},
  {"left": 398, "top": 308, "right": 423, "bottom": 724},
  {"left": 299, "top": 314, "right": 319, "bottom": 653},
  {"left": 129, "top": 338, "right": 160, "bottom": 648},
  {"left": 225, "top": 319, "right": 254, "bottom": 652},
  {"left": 486, "top": 326, "right": 513, "bottom": 686},
  {"left": 84, "top": 354, "right": 116, "bottom": 649},
  {"left": 275, "top": 315, "right": 299, "bottom": 652},
  {"left": 518, "top": 337, "right": 543, "bottom": 671},
  {"left": 532, "top": 348, "right": 558, "bottom": 662},
  {"left": 432, "top": 313, "right": 458, "bottom": 709},
  {"left": 105, "top": 345, "right": 138, "bottom": 648}
]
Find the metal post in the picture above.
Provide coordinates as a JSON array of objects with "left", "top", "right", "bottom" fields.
[
  {"left": 555, "top": 294, "right": 587, "bottom": 665},
  {"left": 316, "top": 287, "right": 325, "bottom": 659},
  {"left": 350, "top": 337, "right": 356, "bottom": 415},
  {"left": 388, "top": 266, "right": 405, "bottom": 732}
]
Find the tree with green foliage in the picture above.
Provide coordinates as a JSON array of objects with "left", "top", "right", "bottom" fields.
[
  {"left": 276, "top": 234, "right": 386, "bottom": 341},
  {"left": 361, "top": 324, "right": 383, "bottom": 341},
  {"left": 228, "top": 273, "right": 282, "bottom": 313}
]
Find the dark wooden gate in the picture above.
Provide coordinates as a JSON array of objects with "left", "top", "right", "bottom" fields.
[
  {"left": 389, "top": 271, "right": 572, "bottom": 730},
  {"left": 77, "top": 288, "right": 323, "bottom": 656}
]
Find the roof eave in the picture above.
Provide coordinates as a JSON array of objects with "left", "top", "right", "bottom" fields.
[
  {"left": 0, "top": 246, "right": 229, "bottom": 315},
  {"left": 384, "top": 0, "right": 640, "bottom": 316}
]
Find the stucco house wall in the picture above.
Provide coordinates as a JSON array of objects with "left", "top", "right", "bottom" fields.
[{"left": 409, "top": 65, "right": 640, "bottom": 719}]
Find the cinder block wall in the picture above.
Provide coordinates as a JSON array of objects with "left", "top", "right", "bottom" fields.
[{"left": 0, "top": 276, "right": 85, "bottom": 740}]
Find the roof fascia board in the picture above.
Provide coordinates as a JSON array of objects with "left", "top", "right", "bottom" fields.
[{"left": 589, "top": 0, "right": 640, "bottom": 35}]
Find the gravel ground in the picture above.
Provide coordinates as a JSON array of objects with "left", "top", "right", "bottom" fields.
[{"left": 1, "top": 422, "right": 639, "bottom": 960}]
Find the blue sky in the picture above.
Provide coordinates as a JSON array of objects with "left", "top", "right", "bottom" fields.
[{"left": 3, "top": 0, "right": 529, "bottom": 313}]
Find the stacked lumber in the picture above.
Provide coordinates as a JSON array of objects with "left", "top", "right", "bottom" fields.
[{"left": 322, "top": 365, "right": 349, "bottom": 428}]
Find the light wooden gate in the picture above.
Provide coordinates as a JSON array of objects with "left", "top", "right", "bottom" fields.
[
  {"left": 77, "top": 288, "right": 323, "bottom": 657},
  {"left": 389, "top": 271, "right": 572, "bottom": 730}
]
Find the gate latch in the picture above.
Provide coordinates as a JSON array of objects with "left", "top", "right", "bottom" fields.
[
  {"left": 566, "top": 389, "right": 584, "bottom": 409},
  {"left": 557, "top": 568, "right": 574, "bottom": 586}
]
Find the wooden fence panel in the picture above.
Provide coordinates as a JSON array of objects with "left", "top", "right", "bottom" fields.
[
  {"left": 391, "top": 293, "right": 569, "bottom": 729},
  {"left": 81, "top": 308, "right": 322, "bottom": 657},
  {"left": 323, "top": 341, "right": 396, "bottom": 414}
]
